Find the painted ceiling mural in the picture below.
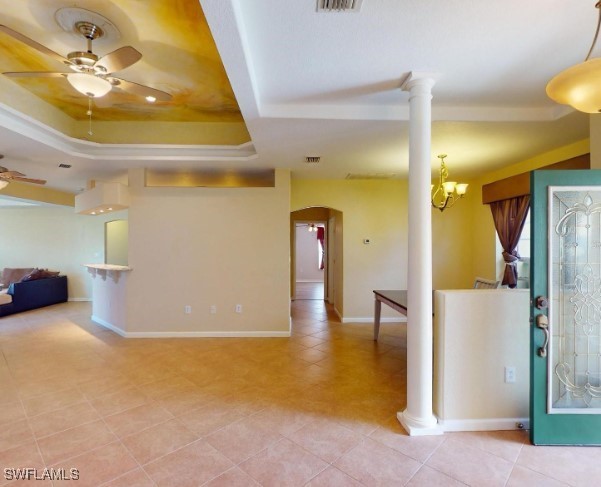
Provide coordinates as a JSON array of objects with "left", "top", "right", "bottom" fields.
[{"left": 0, "top": 0, "right": 244, "bottom": 123}]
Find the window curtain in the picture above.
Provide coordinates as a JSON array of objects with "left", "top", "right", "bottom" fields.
[
  {"left": 317, "top": 227, "right": 325, "bottom": 270},
  {"left": 490, "top": 195, "right": 530, "bottom": 288}
]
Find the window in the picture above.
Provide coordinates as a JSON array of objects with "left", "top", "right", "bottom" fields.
[{"left": 495, "top": 208, "right": 530, "bottom": 288}]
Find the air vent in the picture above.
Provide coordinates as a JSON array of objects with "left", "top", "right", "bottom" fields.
[
  {"left": 304, "top": 156, "right": 321, "bottom": 164},
  {"left": 317, "top": 0, "right": 363, "bottom": 12},
  {"left": 345, "top": 173, "right": 396, "bottom": 180},
  {"left": 58, "top": 163, "right": 72, "bottom": 168}
]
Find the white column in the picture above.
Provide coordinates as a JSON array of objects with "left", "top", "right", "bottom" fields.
[{"left": 397, "top": 73, "right": 442, "bottom": 436}]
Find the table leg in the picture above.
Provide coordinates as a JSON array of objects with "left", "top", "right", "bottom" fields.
[{"left": 374, "top": 297, "right": 382, "bottom": 341}]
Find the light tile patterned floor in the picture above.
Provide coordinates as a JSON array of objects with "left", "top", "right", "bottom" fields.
[{"left": 0, "top": 299, "right": 598, "bottom": 486}]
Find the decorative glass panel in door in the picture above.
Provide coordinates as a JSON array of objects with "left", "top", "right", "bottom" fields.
[{"left": 531, "top": 170, "right": 601, "bottom": 445}]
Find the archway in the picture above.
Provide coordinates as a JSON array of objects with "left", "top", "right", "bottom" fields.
[{"left": 290, "top": 206, "right": 343, "bottom": 318}]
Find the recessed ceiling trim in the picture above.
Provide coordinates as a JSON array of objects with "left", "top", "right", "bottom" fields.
[
  {"left": 0, "top": 103, "right": 257, "bottom": 162},
  {"left": 346, "top": 173, "right": 396, "bottom": 180},
  {"left": 260, "top": 103, "right": 574, "bottom": 122}
]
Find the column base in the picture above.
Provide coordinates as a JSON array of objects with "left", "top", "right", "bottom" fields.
[{"left": 397, "top": 410, "right": 444, "bottom": 436}]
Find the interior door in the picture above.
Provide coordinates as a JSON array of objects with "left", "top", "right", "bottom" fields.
[{"left": 531, "top": 169, "right": 601, "bottom": 444}]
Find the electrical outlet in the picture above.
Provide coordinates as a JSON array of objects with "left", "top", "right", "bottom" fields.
[
  {"left": 505, "top": 366, "right": 516, "bottom": 383},
  {"left": 235, "top": 304, "right": 242, "bottom": 313},
  {"left": 210, "top": 305, "right": 217, "bottom": 314},
  {"left": 184, "top": 305, "right": 192, "bottom": 314}
]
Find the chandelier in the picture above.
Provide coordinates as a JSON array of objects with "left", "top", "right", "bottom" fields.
[
  {"left": 307, "top": 223, "right": 318, "bottom": 232},
  {"left": 431, "top": 154, "right": 468, "bottom": 212},
  {"left": 546, "top": 1, "right": 601, "bottom": 113}
]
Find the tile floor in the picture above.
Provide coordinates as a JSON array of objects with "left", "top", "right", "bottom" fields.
[{"left": 0, "top": 299, "right": 598, "bottom": 486}]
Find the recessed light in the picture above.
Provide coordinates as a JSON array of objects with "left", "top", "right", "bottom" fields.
[
  {"left": 91, "top": 212, "right": 96, "bottom": 215},
  {"left": 145, "top": 95, "right": 156, "bottom": 103},
  {"left": 108, "top": 207, "right": 113, "bottom": 211}
]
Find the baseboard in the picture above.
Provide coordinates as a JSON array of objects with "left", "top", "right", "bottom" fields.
[
  {"left": 439, "top": 417, "right": 529, "bottom": 432},
  {"left": 91, "top": 315, "right": 291, "bottom": 338},
  {"left": 334, "top": 307, "right": 343, "bottom": 322},
  {"left": 124, "top": 330, "right": 292, "bottom": 338},
  {"left": 341, "top": 316, "right": 407, "bottom": 324},
  {"left": 68, "top": 298, "right": 92, "bottom": 302},
  {"left": 92, "top": 315, "right": 127, "bottom": 337}
]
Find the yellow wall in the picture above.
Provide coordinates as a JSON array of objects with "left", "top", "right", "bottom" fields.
[
  {"left": 291, "top": 179, "right": 478, "bottom": 320},
  {"left": 105, "top": 220, "right": 129, "bottom": 266},
  {"left": 292, "top": 180, "right": 409, "bottom": 320},
  {"left": 0, "top": 206, "right": 127, "bottom": 299},
  {"left": 0, "top": 181, "right": 75, "bottom": 206},
  {"left": 124, "top": 168, "right": 291, "bottom": 333},
  {"left": 470, "top": 139, "right": 590, "bottom": 280},
  {"left": 591, "top": 115, "right": 601, "bottom": 168}
]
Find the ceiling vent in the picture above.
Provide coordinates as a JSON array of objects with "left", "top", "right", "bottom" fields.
[
  {"left": 304, "top": 156, "right": 321, "bottom": 164},
  {"left": 345, "top": 173, "right": 396, "bottom": 180},
  {"left": 317, "top": 0, "right": 363, "bottom": 12}
]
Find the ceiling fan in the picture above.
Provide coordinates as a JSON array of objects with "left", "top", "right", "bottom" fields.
[
  {"left": 0, "top": 18, "right": 171, "bottom": 102},
  {"left": 0, "top": 156, "right": 46, "bottom": 188}
]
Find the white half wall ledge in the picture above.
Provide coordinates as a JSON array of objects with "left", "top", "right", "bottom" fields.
[
  {"left": 91, "top": 316, "right": 291, "bottom": 338},
  {"left": 68, "top": 298, "right": 92, "bottom": 302}
]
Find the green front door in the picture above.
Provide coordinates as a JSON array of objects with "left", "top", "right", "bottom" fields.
[{"left": 531, "top": 169, "right": 601, "bottom": 445}]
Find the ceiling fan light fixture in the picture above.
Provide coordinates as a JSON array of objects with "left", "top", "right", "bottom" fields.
[
  {"left": 67, "top": 72, "right": 111, "bottom": 98},
  {"left": 145, "top": 95, "right": 157, "bottom": 103}
]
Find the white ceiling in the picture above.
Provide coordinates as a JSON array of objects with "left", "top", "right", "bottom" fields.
[{"left": 0, "top": 0, "right": 595, "bottom": 192}]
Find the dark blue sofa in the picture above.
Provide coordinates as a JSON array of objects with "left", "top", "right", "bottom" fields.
[{"left": 0, "top": 276, "right": 68, "bottom": 317}]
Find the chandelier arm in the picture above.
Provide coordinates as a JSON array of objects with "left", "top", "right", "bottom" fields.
[{"left": 585, "top": 2, "right": 601, "bottom": 61}]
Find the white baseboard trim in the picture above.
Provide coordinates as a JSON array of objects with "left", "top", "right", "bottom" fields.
[
  {"left": 92, "top": 315, "right": 127, "bottom": 337},
  {"left": 341, "top": 316, "right": 407, "bottom": 324},
  {"left": 334, "top": 307, "right": 343, "bottom": 322},
  {"left": 91, "top": 316, "right": 291, "bottom": 338},
  {"left": 296, "top": 279, "right": 324, "bottom": 283},
  {"left": 124, "top": 330, "right": 292, "bottom": 338},
  {"left": 68, "top": 298, "right": 92, "bottom": 302},
  {"left": 439, "top": 417, "right": 529, "bottom": 432}
]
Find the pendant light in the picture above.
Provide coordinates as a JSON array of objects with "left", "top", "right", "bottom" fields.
[{"left": 547, "top": 1, "right": 601, "bottom": 113}]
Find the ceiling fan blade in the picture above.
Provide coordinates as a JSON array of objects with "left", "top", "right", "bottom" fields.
[
  {"left": 1, "top": 171, "right": 26, "bottom": 178},
  {"left": 112, "top": 77, "right": 172, "bottom": 101},
  {"left": 11, "top": 176, "right": 46, "bottom": 185},
  {"left": 0, "top": 25, "right": 69, "bottom": 65},
  {"left": 3, "top": 71, "right": 67, "bottom": 78},
  {"left": 95, "top": 46, "right": 142, "bottom": 74}
]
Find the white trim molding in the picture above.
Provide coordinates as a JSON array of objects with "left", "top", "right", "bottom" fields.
[
  {"left": 68, "top": 297, "right": 92, "bottom": 302},
  {"left": 341, "top": 316, "right": 407, "bottom": 324},
  {"left": 439, "top": 418, "right": 530, "bottom": 432},
  {"left": 91, "top": 316, "right": 291, "bottom": 338}
]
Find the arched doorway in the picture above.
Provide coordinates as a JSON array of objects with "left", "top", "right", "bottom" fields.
[{"left": 290, "top": 206, "right": 343, "bottom": 318}]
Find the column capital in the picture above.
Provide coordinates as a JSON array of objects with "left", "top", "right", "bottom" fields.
[{"left": 401, "top": 72, "right": 439, "bottom": 93}]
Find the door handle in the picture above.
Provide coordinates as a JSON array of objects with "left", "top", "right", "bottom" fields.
[
  {"left": 536, "top": 314, "right": 549, "bottom": 358},
  {"left": 535, "top": 296, "right": 549, "bottom": 310}
]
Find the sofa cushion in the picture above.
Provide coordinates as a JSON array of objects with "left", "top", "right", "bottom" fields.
[
  {"left": 0, "top": 290, "right": 12, "bottom": 305},
  {"left": 0, "top": 268, "right": 34, "bottom": 287},
  {"left": 21, "top": 269, "right": 60, "bottom": 282}
]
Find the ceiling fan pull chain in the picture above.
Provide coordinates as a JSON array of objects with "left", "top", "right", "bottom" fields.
[{"left": 87, "top": 97, "right": 93, "bottom": 136}]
